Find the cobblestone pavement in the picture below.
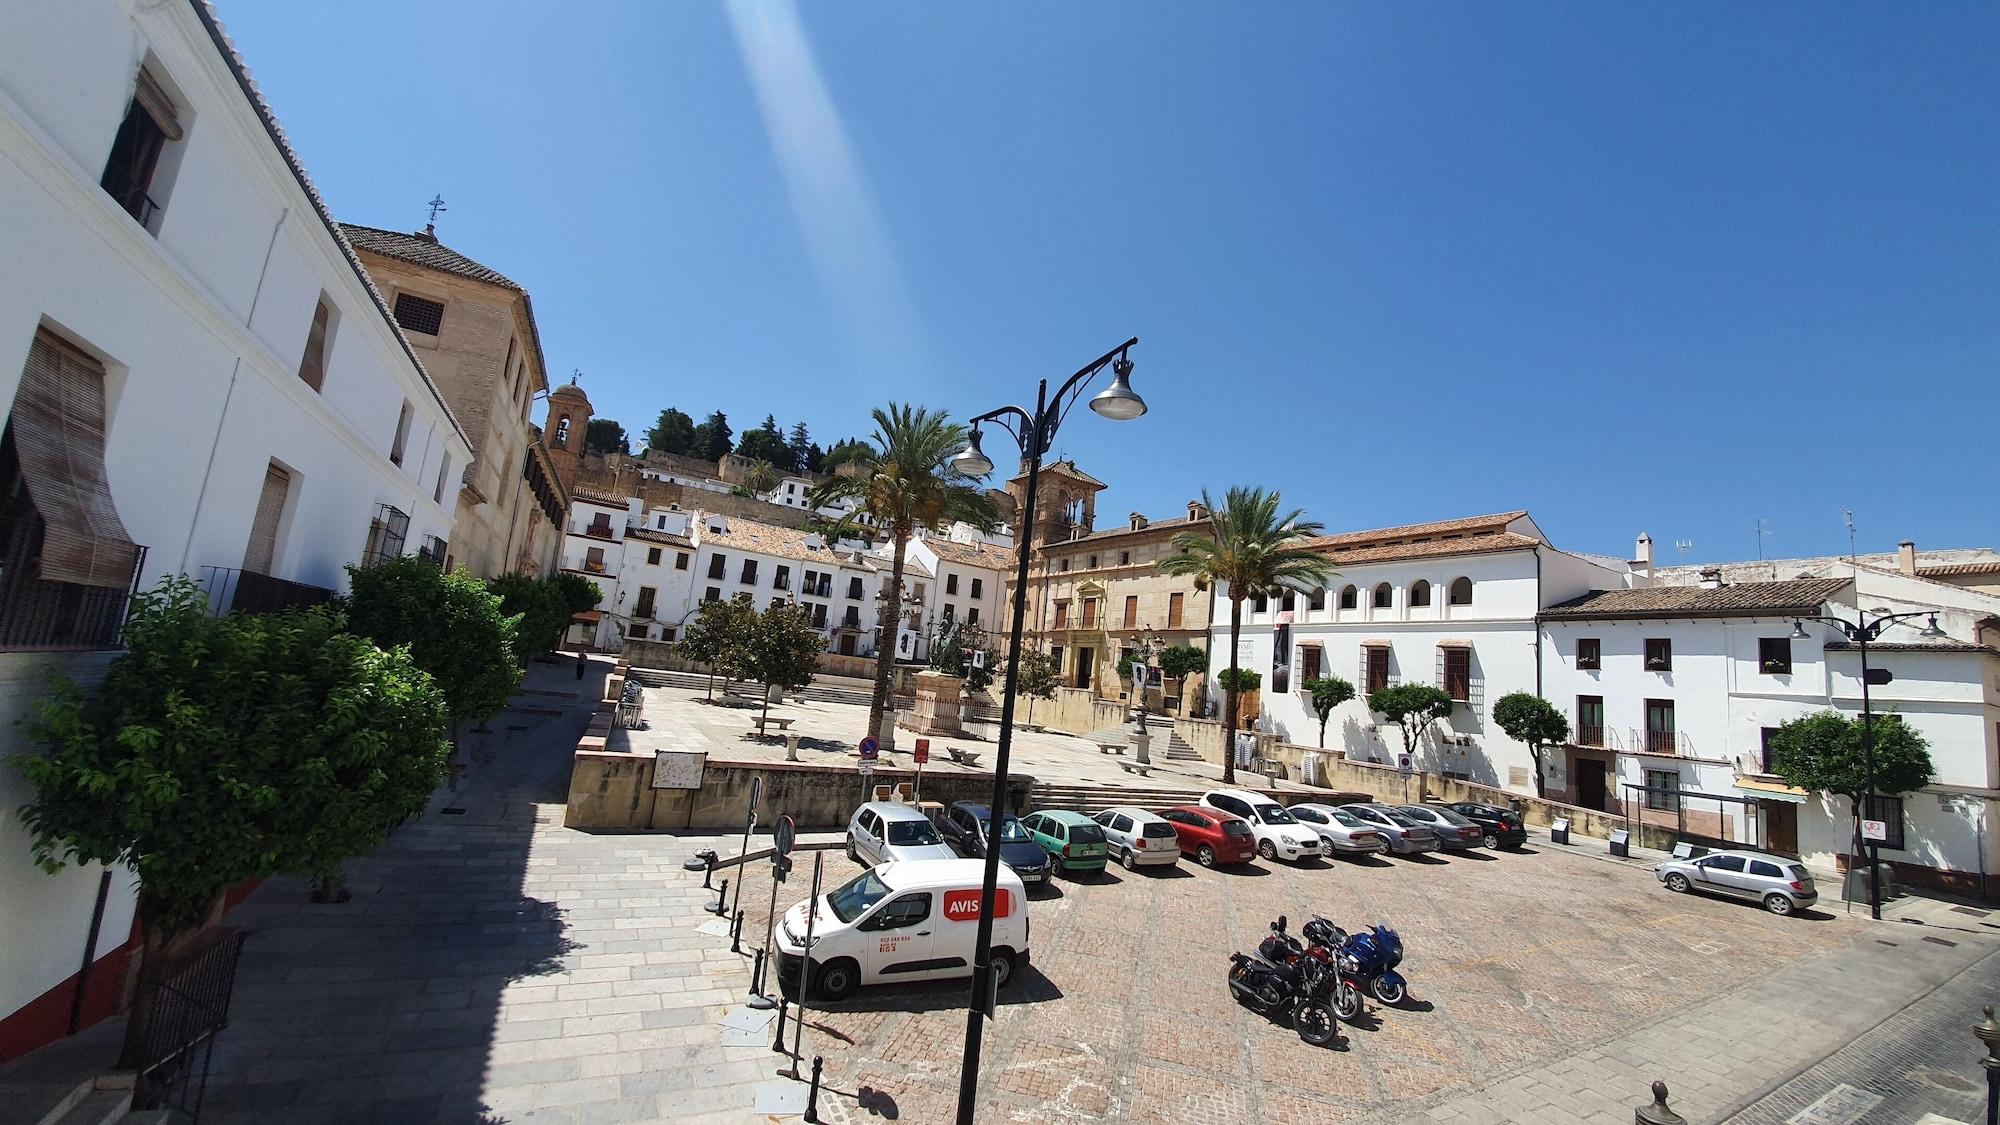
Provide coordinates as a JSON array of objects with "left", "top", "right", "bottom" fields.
[{"left": 191, "top": 663, "right": 2000, "bottom": 1123}]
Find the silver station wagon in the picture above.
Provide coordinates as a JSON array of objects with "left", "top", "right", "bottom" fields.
[{"left": 1655, "top": 849, "right": 1818, "bottom": 916}]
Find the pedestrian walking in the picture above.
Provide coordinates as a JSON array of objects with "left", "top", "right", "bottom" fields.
[{"left": 575, "top": 648, "right": 588, "bottom": 680}]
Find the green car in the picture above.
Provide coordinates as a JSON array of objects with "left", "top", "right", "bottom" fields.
[{"left": 1020, "top": 810, "right": 1109, "bottom": 875}]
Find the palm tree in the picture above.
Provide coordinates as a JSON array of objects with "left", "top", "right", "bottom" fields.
[
  {"left": 743, "top": 459, "right": 781, "bottom": 496},
  {"left": 807, "top": 404, "right": 997, "bottom": 747},
  {"left": 1157, "top": 487, "right": 1334, "bottom": 784}
]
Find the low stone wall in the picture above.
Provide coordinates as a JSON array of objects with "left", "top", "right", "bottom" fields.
[
  {"left": 566, "top": 754, "right": 1038, "bottom": 832},
  {"left": 1024, "top": 686, "right": 1129, "bottom": 736}
]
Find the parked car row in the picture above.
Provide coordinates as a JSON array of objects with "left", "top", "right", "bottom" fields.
[{"left": 846, "top": 790, "right": 1533, "bottom": 885}]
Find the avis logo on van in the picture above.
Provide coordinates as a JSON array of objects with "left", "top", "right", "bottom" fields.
[{"left": 942, "top": 889, "right": 1011, "bottom": 921}]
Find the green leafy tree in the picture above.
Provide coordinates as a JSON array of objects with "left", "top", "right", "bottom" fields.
[
  {"left": 807, "top": 404, "right": 998, "bottom": 749},
  {"left": 584, "top": 418, "right": 630, "bottom": 456},
  {"left": 1156, "top": 487, "right": 1333, "bottom": 783},
  {"left": 1015, "top": 647, "right": 1059, "bottom": 726},
  {"left": 1158, "top": 644, "right": 1207, "bottom": 683},
  {"left": 1116, "top": 652, "right": 1139, "bottom": 683},
  {"left": 1492, "top": 691, "right": 1570, "bottom": 798},
  {"left": 929, "top": 620, "right": 999, "bottom": 694},
  {"left": 678, "top": 594, "right": 757, "bottom": 700},
  {"left": 343, "top": 556, "right": 521, "bottom": 725},
  {"left": 1768, "top": 710, "right": 1934, "bottom": 873},
  {"left": 739, "top": 600, "right": 826, "bottom": 728},
  {"left": 820, "top": 437, "right": 871, "bottom": 474},
  {"left": 645, "top": 407, "right": 697, "bottom": 455},
  {"left": 16, "top": 577, "right": 449, "bottom": 1066},
  {"left": 803, "top": 441, "right": 827, "bottom": 473},
  {"left": 736, "top": 415, "right": 795, "bottom": 471},
  {"left": 1369, "top": 683, "right": 1455, "bottom": 764},
  {"left": 691, "top": 410, "right": 734, "bottom": 462},
  {"left": 1303, "top": 675, "right": 1357, "bottom": 749},
  {"left": 488, "top": 573, "right": 598, "bottom": 659}
]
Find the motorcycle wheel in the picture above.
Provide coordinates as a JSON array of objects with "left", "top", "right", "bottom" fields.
[
  {"left": 1372, "top": 977, "right": 1407, "bottom": 1006},
  {"left": 1333, "top": 982, "right": 1362, "bottom": 1022},
  {"left": 1293, "top": 1000, "right": 1338, "bottom": 1047}
]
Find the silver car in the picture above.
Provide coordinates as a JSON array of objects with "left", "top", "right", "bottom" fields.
[
  {"left": 1395, "top": 804, "right": 1484, "bottom": 851},
  {"left": 1287, "top": 803, "right": 1390, "bottom": 857},
  {"left": 846, "top": 802, "right": 955, "bottom": 867},
  {"left": 1655, "top": 850, "right": 1818, "bottom": 916},
  {"left": 1340, "top": 803, "right": 1439, "bottom": 855}
]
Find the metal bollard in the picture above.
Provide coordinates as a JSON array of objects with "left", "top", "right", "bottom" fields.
[
  {"left": 771, "top": 999, "right": 790, "bottom": 1054},
  {"left": 707, "top": 877, "right": 729, "bottom": 916},
  {"left": 750, "top": 948, "right": 767, "bottom": 993},
  {"left": 805, "top": 1055, "right": 824, "bottom": 1122},
  {"left": 731, "top": 909, "right": 746, "bottom": 954},
  {"left": 1973, "top": 1006, "right": 1998, "bottom": 1125},
  {"left": 1635, "top": 1080, "right": 1687, "bottom": 1125}
]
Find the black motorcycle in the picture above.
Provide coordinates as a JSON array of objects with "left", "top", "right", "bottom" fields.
[{"left": 1227, "top": 916, "right": 1340, "bottom": 1047}]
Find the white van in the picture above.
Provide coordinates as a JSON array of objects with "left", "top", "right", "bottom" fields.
[{"left": 775, "top": 859, "right": 1030, "bottom": 1002}]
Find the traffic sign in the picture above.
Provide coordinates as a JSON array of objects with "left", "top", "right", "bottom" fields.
[
  {"left": 774, "top": 815, "right": 796, "bottom": 857},
  {"left": 914, "top": 739, "right": 930, "bottom": 765},
  {"left": 1397, "top": 753, "right": 1414, "bottom": 778},
  {"left": 1864, "top": 668, "right": 1894, "bottom": 686},
  {"left": 772, "top": 854, "right": 793, "bottom": 883},
  {"left": 747, "top": 776, "right": 763, "bottom": 815},
  {"left": 859, "top": 736, "right": 879, "bottom": 762},
  {"left": 1861, "top": 819, "right": 1888, "bottom": 843}
]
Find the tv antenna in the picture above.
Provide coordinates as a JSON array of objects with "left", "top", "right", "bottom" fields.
[
  {"left": 1751, "top": 518, "right": 1770, "bottom": 563},
  {"left": 1839, "top": 507, "right": 1857, "bottom": 577},
  {"left": 1674, "top": 539, "right": 1692, "bottom": 560}
]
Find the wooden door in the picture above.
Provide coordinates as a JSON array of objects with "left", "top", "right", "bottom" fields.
[
  {"left": 1576, "top": 762, "right": 1607, "bottom": 811},
  {"left": 1764, "top": 801, "right": 1799, "bottom": 856}
]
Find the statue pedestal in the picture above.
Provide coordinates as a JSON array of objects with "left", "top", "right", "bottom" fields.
[{"left": 900, "top": 670, "right": 965, "bottom": 736}]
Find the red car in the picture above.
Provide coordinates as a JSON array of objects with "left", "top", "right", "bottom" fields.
[{"left": 1158, "top": 805, "right": 1257, "bottom": 867}]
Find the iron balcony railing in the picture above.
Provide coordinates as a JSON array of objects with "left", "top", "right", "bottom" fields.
[
  {"left": 199, "top": 567, "right": 335, "bottom": 618},
  {"left": 1576, "top": 723, "right": 1606, "bottom": 748},
  {"left": 0, "top": 543, "right": 147, "bottom": 652}
]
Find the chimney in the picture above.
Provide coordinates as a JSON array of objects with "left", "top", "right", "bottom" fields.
[
  {"left": 1634, "top": 532, "right": 1653, "bottom": 569},
  {"left": 1697, "top": 567, "right": 1725, "bottom": 590},
  {"left": 1897, "top": 540, "right": 1916, "bottom": 576},
  {"left": 1130, "top": 512, "right": 1149, "bottom": 531}
]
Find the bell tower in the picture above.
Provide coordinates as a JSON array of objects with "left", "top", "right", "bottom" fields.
[
  {"left": 1007, "top": 459, "right": 1104, "bottom": 547},
  {"left": 544, "top": 375, "right": 592, "bottom": 494}
]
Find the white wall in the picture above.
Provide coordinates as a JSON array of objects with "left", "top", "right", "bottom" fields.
[{"left": 0, "top": 0, "right": 469, "bottom": 1043}]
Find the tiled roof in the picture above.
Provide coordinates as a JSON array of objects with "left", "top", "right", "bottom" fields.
[
  {"left": 188, "top": 2, "right": 470, "bottom": 448},
  {"left": 1307, "top": 511, "right": 1530, "bottom": 551},
  {"left": 1824, "top": 640, "right": 1997, "bottom": 655},
  {"left": 626, "top": 527, "right": 693, "bottom": 548},
  {"left": 571, "top": 488, "right": 626, "bottom": 506},
  {"left": 701, "top": 519, "right": 873, "bottom": 568},
  {"left": 1541, "top": 578, "right": 1851, "bottom": 620},
  {"left": 339, "top": 224, "right": 521, "bottom": 289},
  {"left": 1061, "top": 515, "right": 1212, "bottom": 545},
  {"left": 926, "top": 538, "right": 1016, "bottom": 571},
  {"left": 1917, "top": 561, "right": 2000, "bottom": 578},
  {"left": 1317, "top": 531, "right": 1541, "bottom": 565}
]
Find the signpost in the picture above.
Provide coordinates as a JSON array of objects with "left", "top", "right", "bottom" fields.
[
  {"left": 1861, "top": 819, "right": 1889, "bottom": 843},
  {"left": 914, "top": 739, "right": 930, "bottom": 802},
  {"left": 781, "top": 851, "right": 825, "bottom": 1080},
  {"left": 727, "top": 777, "right": 763, "bottom": 947},
  {"left": 750, "top": 814, "right": 797, "bottom": 1010}
]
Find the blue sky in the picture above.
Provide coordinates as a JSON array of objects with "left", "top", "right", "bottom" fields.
[{"left": 221, "top": 2, "right": 1998, "bottom": 563}]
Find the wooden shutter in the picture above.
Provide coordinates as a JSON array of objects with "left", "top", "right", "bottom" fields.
[
  {"left": 134, "top": 69, "right": 183, "bottom": 141},
  {"left": 241, "top": 462, "right": 290, "bottom": 575},
  {"left": 298, "top": 299, "right": 330, "bottom": 391},
  {"left": 10, "top": 330, "right": 140, "bottom": 587}
]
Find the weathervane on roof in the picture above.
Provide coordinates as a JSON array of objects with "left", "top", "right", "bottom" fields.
[
  {"left": 422, "top": 194, "right": 447, "bottom": 238},
  {"left": 570, "top": 368, "right": 581, "bottom": 386}
]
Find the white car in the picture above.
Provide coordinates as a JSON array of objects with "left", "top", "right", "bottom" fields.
[
  {"left": 1090, "top": 806, "right": 1182, "bottom": 870},
  {"left": 1200, "top": 789, "right": 1324, "bottom": 863},
  {"left": 846, "top": 802, "right": 955, "bottom": 867},
  {"left": 776, "top": 859, "right": 1030, "bottom": 1001}
]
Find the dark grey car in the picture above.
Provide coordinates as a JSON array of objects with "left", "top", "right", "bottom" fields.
[{"left": 1339, "top": 803, "right": 1439, "bottom": 855}]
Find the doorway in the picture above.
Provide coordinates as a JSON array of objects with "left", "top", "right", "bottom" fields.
[
  {"left": 1075, "top": 648, "right": 1094, "bottom": 690},
  {"left": 1576, "top": 761, "right": 1607, "bottom": 811},
  {"left": 838, "top": 634, "right": 856, "bottom": 656},
  {"left": 1763, "top": 801, "right": 1799, "bottom": 856}
]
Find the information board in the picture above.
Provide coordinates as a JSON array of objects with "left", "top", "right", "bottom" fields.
[{"left": 651, "top": 750, "right": 707, "bottom": 790}]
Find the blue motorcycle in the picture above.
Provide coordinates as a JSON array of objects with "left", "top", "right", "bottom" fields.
[{"left": 1339, "top": 923, "right": 1409, "bottom": 1006}]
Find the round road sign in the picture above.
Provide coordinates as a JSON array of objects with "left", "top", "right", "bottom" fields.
[{"left": 774, "top": 815, "right": 797, "bottom": 857}]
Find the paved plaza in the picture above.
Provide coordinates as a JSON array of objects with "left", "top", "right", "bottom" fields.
[{"left": 182, "top": 663, "right": 2000, "bottom": 1124}]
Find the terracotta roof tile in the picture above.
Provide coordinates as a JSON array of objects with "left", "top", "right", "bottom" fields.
[
  {"left": 1315, "top": 531, "right": 1541, "bottom": 564},
  {"left": 1307, "top": 511, "right": 1530, "bottom": 550},
  {"left": 701, "top": 520, "right": 871, "bottom": 568},
  {"left": 626, "top": 527, "right": 693, "bottom": 548},
  {"left": 339, "top": 224, "right": 521, "bottom": 289},
  {"left": 926, "top": 538, "right": 1016, "bottom": 571},
  {"left": 1917, "top": 561, "right": 2000, "bottom": 578},
  {"left": 1541, "top": 578, "right": 1851, "bottom": 620}
]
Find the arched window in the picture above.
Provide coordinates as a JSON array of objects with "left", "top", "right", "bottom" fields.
[
  {"left": 1339, "top": 584, "right": 1358, "bottom": 610},
  {"left": 1372, "top": 582, "right": 1393, "bottom": 609},
  {"left": 553, "top": 414, "right": 571, "bottom": 448},
  {"left": 1449, "top": 576, "right": 1473, "bottom": 606},
  {"left": 1409, "top": 579, "right": 1432, "bottom": 607}
]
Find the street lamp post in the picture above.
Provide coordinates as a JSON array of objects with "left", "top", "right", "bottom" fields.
[
  {"left": 946, "top": 337, "right": 1144, "bottom": 1124},
  {"left": 1128, "top": 626, "right": 1166, "bottom": 765},
  {"left": 1790, "top": 609, "right": 1945, "bottom": 920}
]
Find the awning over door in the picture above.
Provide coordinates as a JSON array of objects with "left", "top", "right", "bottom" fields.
[{"left": 1732, "top": 777, "right": 1807, "bottom": 804}]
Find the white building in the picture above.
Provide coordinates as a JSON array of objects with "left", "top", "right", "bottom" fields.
[
  {"left": 1542, "top": 567, "right": 2000, "bottom": 898},
  {"left": 900, "top": 531, "right": 1013, "bottom": 653},
  {"left": 0, "top": 0, "right": 472, "bottom": 1060},
  {"left": 1205, "top": 512, "right": 1633, "bottom": 791}
]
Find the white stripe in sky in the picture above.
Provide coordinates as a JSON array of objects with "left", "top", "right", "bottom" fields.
[{"left": 725, "top": 0, "right": 926, "bottom": 386}]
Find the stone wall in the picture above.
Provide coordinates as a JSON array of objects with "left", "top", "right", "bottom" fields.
[{"left": 566, "top": 754, "right": 1037, "bottom": 832}]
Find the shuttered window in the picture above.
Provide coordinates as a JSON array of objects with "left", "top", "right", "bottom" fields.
[
  {"left": 390, "top": 400, "right": 412, "bottom": 465},
  {"left": 298, "top": 298, "right": 332, "bottom": 391},
  {"left": 393, "top": 293, "right": 444, "bottom": 336},
  {"left": 241, "top": 462, "right": 291, "bottom": 575},
  {"left": 9, "top": 330, "right": 140, "bottom": 587}
]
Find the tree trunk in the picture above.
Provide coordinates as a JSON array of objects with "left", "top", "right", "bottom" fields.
[
  {"left": 760, "top": 683, "right": 772, "bottom": 732},
  {"left": 865, "top": 527, "right": 910, "bottom": 749},
  {"left": 1530, "top": 744, "right": 1546, "bottom": 798},
  {"left": 705, "top": 664, "right": 715, "bottom": 701},
  {"left": 1317, "top": 714, "right": 1328, "bottom": 748},
  {"left": 1221, "top": 595, "right": 1242, "bottom": 785},
  {"left": 117, "top": 891, "right": 219, "bottom": 1073}
]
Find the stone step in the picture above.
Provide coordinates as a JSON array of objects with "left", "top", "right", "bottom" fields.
[{"left": 48, "top": 1088, "right": 128, "bottom": 1125}]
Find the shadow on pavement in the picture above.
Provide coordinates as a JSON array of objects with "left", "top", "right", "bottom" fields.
[{"left": 812, "top": 965, "right": 1064, "bottom": 1014}]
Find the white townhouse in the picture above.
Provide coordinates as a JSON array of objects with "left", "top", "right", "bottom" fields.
[
  {"left": 558, "top": 488, "right": 637, "bottom": 648},
  {"left": 0, "top": 0, "right": 472, "bottom": 1060},
  {"left": 610, "top": 524, "right": 698, "bottom": 644},
  {"left": 893, "top": 530, "right": 1013, "bottom": 657},
  {"left": 1540, "top": 568, "right": 2000, "bottom": 899},
  {"left": 1205, "top": 512, "right": 1632, "bottom": 792},
  {"left": 688, "top": 514, "right": 915, "bottom": 658}
]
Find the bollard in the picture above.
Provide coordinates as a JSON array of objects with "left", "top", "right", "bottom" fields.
[
  {"left": 1974, "top": 1005, "right": 1998, "bottom": 1125},
  {"left": 771, "top": 999, "right": 790, "bottom": 1054},
  {"left": 805, "top": 1055, "right": 824, "bottom": 1122},
  {"left": 707, "top": 877, "right": 729, "bottom": 916},
  {"left": 1635, "top": 1080, "right": 1687, "bottom": 1125},
  {"left": 747, "top": 948, "right": 776, "bottom": 1010},
  {"left": 731, "top": 909, "right": 746, "bottom": 954}
]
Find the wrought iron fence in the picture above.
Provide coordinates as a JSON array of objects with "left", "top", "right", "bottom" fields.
[
  {"left": 0, "top": 540, "right": 146, "bottom": 651},
  {"left": 133, "top": 930, "right": 247, "bottom": 1121},
  {"left": 199, "top": 566, "right": 335, "bottom": 617}
]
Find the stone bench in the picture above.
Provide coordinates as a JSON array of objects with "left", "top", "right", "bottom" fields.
[
  {"left": 947, "top": 747, "right": 982, "bottom": 768},
  {"left": 1096, "top": 742, "right": 1126, "bottom": 755},
  {"left": 1118, "top": 760, "right": 1151, "bottom": 777},
  {"left": 751, "top": 716, "right": 796, "bottom": 735}
]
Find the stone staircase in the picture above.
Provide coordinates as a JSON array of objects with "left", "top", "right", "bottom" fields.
[
  {"left": 1028, "top": 780, "right": 1324, "bottom": 817},
  {"left": 1162, "top": 730, "right": 1203, "bottom": 762}
]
